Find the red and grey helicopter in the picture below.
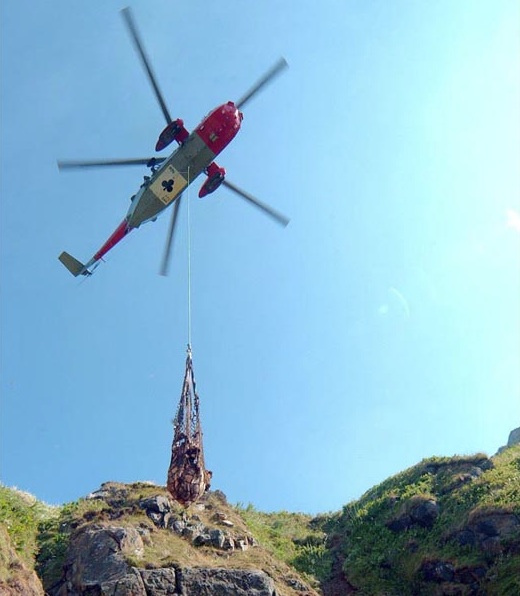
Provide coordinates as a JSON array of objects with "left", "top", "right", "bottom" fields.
[{"left": 58, "top": 7, "right": 289, "bottom": 277}]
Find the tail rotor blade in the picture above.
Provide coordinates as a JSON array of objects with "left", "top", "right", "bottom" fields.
[
  {"left": 236, "top": 58, "right": 288, "bottom": 110},
  {"left": 121, "top": 7, "right": 173, "bottom": 125},
  {"left": 222, "top": 180, "right": 289, "bottom": 227},
  {"left": 160, "top": 195, "right": 182, "bottom": 276},
  {"left": 57, "top": 157, "right": 167, "bottom": 171}
]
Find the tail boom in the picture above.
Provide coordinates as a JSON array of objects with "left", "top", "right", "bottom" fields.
[{"left": 59, "top": 219, "right": 131, "bottom": 277}]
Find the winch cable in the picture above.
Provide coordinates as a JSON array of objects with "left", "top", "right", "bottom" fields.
[{"left": 186, "top": 166, "right": 193, "bottom": 351}]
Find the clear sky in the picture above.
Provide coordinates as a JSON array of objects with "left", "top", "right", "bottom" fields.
[{"left": 1, "top": 0, "right": 519, "bottom": 514}]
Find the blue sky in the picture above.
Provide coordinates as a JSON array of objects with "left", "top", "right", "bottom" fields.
[{"left": 1, "top": 0, "right": 519, "bottom": 513}]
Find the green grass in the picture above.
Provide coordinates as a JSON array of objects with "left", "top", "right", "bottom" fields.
[
  {"left": 0, "top": 485, "right": 56, "bottom": 586},
  {"left": 2, "top": 447, "right": 519, "bottom": 595},
  {"left": 236, "top": 504, "right": 333, "bottom": 583},
  {"left": 329, "top": 446, "right": 520, "bottom": 595}
]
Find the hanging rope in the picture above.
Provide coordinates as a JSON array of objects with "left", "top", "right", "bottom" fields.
[
  {"left": 186, "top": 166, "right": 192, "bottom": 348},
  {"left": 166, "top": 171, "right": 212, "bottom": 506}
]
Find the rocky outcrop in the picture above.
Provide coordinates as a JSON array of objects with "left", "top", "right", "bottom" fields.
[
  {"left": 497, "top": 426, "right": 520, "bottom": 454},
  {"left": 386, "top": 495, "right": 440, "bottom": 532},
  {"left": 419, "top": 558, "right": 488, "bottom": 593},
  {"left": 452, "top": 508, "right": 520, "bottom": 553},
  {"left": 49, "top": 523, "right": 277, "bottom": 595},
  {"left": 51, "top": 525, "right": 145, "bottom": 595},
  {"left": 138, "top": 494, "right": 257, "bottom": 552}
]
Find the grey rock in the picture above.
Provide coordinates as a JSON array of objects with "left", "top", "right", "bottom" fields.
[
  {"left": 386, "top": 515, "right": 413, "bottom": 532},
  {"left": 420, "top": 559, "right": 455, "bottom": 583},
  {"left": 209, "top": 529, "right": 226, "bottom": 549},
  {"left": 50, "top": 525, "right": 146, "bottom": 596},
  {"left": 387, "top": 498, "right": 439, "bottom": 532},
  {"left": 222, "top": 536, "right": 235, "bottom": 551},
  {"left": 86, "top": 489, "right": 111, "bottom": 500},
  {"left": 454, "top": 565, "right": 487, "bottom": 585},
  {"left": 246, "top": 535, "right": 258, "bottom": 547},
  {"left": 169, "top": 519, "right": 187, "bottom": 535},
  {"left": 234, "top": 538, "right": 249, "bottom": 551},
  {"left": 481, "top": 536, "right": 502, "bottom": 554},
  {"left": 178, "top": 567, "right": 276, "bottom": 596},
  {"left": 507, "top": 427, "right": 520, "bottom": 447},
  {"left": 183, "top": 522, "right": 206, "bottom": 542},
  {"left": 139, "top": 568, "right": 177, "bottom": 595},
  {"left": 148, "top": 511, "right": 164, "bottom": 526},
  {"left": 139, "top": 495, "right": 171, "bottom": 514},
  {"left": 470, "top": 510, "right": 520, "bottom": 540},
  {"left": 193, "top": 533, "right": 211, "bottom": 546},
  {"left": 454, "top": 529, "right": 477, "bottom": 547},
  {"left": 496, "top": 426, "right": 520, "bottom": 453},
  {"left": 409, "top": 499, "right": 439, "bottom": 528}
]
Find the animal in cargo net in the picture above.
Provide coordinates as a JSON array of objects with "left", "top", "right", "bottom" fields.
[{"left": 167, "top": 347, "right": 212, "bottom": 506}]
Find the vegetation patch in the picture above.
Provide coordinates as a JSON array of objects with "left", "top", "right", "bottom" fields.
[{"left": 1, "top": 445, "right": 519, "bottom": 595}]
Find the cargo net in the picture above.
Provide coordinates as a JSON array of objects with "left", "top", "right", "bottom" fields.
[{"left": 167, "top": 347, "right": 212, "bottom": 506}]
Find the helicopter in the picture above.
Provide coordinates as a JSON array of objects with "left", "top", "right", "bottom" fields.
[{"left": 58, "top": 7, "right": 289, "bottom": 277}]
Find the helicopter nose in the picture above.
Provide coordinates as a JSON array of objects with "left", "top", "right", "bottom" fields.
[{"left": 226, "top": 100, "right": 243, "bottom": 123}]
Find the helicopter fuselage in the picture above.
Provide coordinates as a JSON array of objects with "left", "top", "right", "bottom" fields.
[{"left": 89, "top": 101, "right": 243, "bottom": 265}]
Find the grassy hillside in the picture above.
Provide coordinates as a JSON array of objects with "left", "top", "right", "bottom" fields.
[
  {"left": 0, "top": 485, "right": 55, "bottom": 593},
  {"left": 1, "top": 445, "right": 519, "bottom": 595},
  {"left": 320, "top": 445, "right": 520, "bottom": 594}
]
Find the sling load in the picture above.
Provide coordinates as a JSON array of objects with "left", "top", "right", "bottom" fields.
[{"left": 167, "top": 345, "right": 212, "bottom": 506}]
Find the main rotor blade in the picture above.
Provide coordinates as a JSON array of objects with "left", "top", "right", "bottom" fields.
[
  {"left": 160, "top": 195, "right": 182, "bottom": 276},
  {"left": 57, "top": 157, "right": 167, "bottom": 171},
  {"left": 222, "top": 180, "right": 290, "bottom": 227},
  {"left": 121, "top": 7, "right": 173, "bottom": 125},
  {"left": 235, "top": 58, "right": 288, "bottom": 110}
]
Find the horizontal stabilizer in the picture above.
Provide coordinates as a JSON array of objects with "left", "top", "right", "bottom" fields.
[{"left": 59, "top": 252, "right": 87, "bottom": 276}]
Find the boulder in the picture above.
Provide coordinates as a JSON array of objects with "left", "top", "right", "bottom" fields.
[
  {"left": 139, "top": 495, "right": 172, "bottom": 515},
  {"left": 51, "top": 525, "right": 146, "bottom": 595},
  {"left": 409, "top": 499, "right": 439, "bottom": 528},
  {"left": 177, "top": 567, "right": 276, "bottom": 596},
  {"left": 139, "top": 495, "right": 173, "bottom": 528},
  {"left": 468, "top": 509, "right": 520, "bottom": 541},
  {"left": 209, "top": 529, "right": 227, "bottom": 549},
  {"left": 386, "top": 515, "right": 413, "bottom": 532},
  {"left": 451, "top": 509, "right": 520, "bottom": 554},
  {"left": 387, "top": 497, "right": 439, "bottom": 532},
  {"left": 420, "top": 559, "right": 455, "bottom": 583},
  {"left": 169, "top": 519, "right": 187, "bottom": 535}
]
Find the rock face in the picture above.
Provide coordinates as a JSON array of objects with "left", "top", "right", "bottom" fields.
[
  {"left": 178, "top": 568, "right": 276, "bottom": 596},
  {"left": 496, "top": 426, "right": 520, "bottom": 454},
  {"left": 53, "top": 525, "right": 146, "bottom": 595},
  {"left": 508, "top": 427, "right": 520, "bottom": 447},
  {"left": 50, "top": 524, "right": 277, "bottom": 595}
]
